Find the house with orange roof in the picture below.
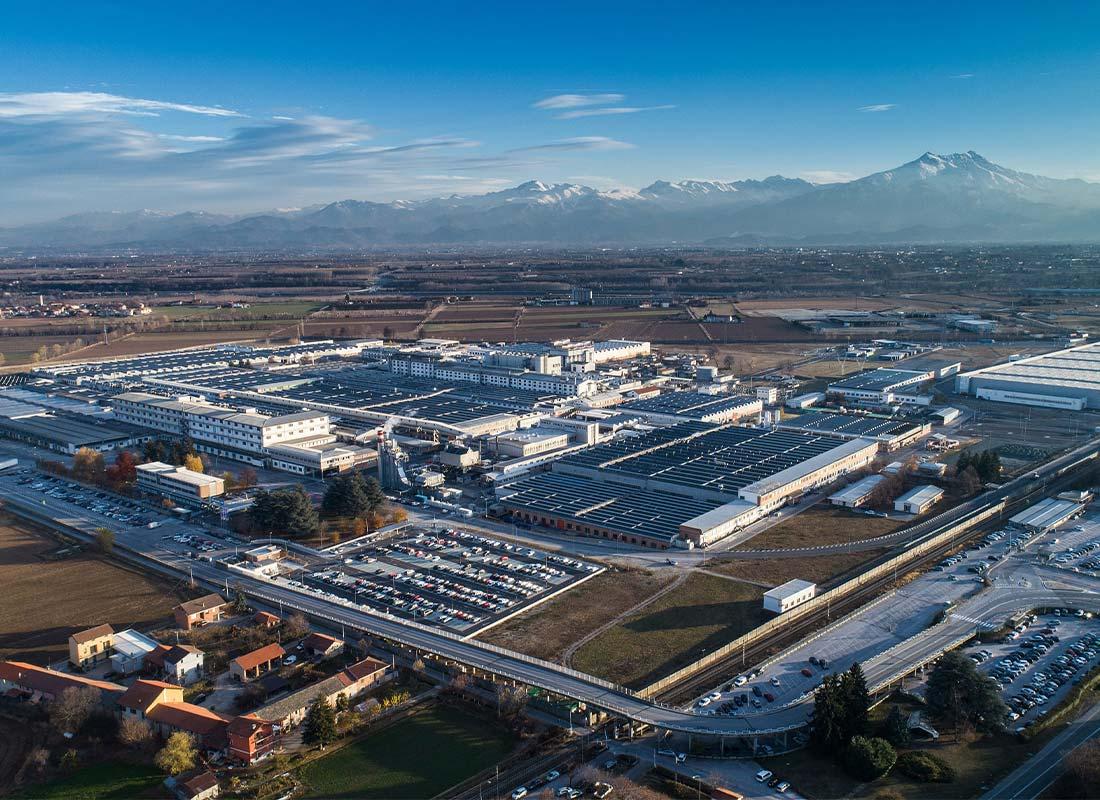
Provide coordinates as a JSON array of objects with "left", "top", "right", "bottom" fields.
[
  {"left": 227, "top": 713, "right": 279, "bottom": 764},
  {"left": 117, "top": 679, "right": 232, "bottom": 750},
  {"left": 0, "top": 661, "right": 124, "bottom": 702},
  {"left": 229, "top": 643, "right": 285, "bottom": 683},
  {"left": 68, "top": 624, "right": 114, "bottom": 670}
]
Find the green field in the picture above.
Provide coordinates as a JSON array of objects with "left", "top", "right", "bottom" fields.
[
  {"left": 22, "top": 762, "right": 163, "bottom": 800},
  {"left": 571, "top": 572, "right": 767, "bottom": 688},
  {"left": 151, "top": 301, "right": 322, "bottom": 321},
  {"left": 299, "top": 704, "right": 516, "bottom": 799}
]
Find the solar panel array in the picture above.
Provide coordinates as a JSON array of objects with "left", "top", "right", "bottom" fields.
[
  {"left": 557, "top": 421, "right": 848, "bottom": 498},
  {"left": 780, "top": 411, "right": 919, "bottom": 439},
  {"left": 500, "top": 472, "right": 723, "bottom": 542},
  {"left": 619, "top": 392, "right": 758, "bottom": 418}
]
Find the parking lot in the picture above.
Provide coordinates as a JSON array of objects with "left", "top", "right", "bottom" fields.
[
  {"left": 277, "top": 527, "right": 603, "bottom": 635},
  {"left": 15, "top": 471, "right": 172, "bottom": 529},
  {"left": 1035, "top": 510, "right": 1100, "bottom": 577},
  {"left": 685, "top": 521, "right": 1050, "bottom": 720},
  {"left": 958, "top": 610, "right": 1099, "bottom": 733}
]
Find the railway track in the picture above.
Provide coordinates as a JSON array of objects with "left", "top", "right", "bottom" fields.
[{"left": 653, "top": 453, "right": 1095, "bottom": 706}]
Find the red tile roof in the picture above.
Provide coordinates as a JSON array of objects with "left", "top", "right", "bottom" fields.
[
  {"left": 344, "top": 657, "right": 388, "bottom": 682},
  {"left": 0, "top": 661, "right": 124, "bottom": 697},
  {"left": 231, "top": 643, "right": 285, "bottom": 672},
  {"left": 176, "top": 594, "right": 226, "bottom": 616},
  {"left": 180, "top": 771, "right": 219, "bottom": 798},
  {"left": 227, "top": 713, "right": 272, "bottom": 737},
  {"left": 148, "top": 702, "right": 231, "bottom": 738},
  {"left": 144, "top": 644, "right": 173, "bottom": 669},
  {"left": 117, "top": 679, "right": 178, "bottom": 713},
  {"left": 302, "top": 632, "right": 342, "bottom": 652}
]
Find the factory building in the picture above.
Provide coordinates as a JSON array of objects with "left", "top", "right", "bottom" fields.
[
  {"left": 777, "top": 411, "right": 930, "bottom": 451},
  {"left": 617, "top": 392, "right": 762, "bottom": 425},
  {"left": 136, "top": 462, "right": 225, "bottom": 507},
  {"left": 498, "top": 422, "right": 878, "bottom": 548},
  {"left": 894, "top": 485, "right": 945, "bottom": 515},
  {"left": 1009, "top": 497, "right": 1085, "bottom": 533},
  {"left": 954, "top": 342, "right": 1100, "bottom": 411},
  {"left": 829, "top": 474, "right": 886, "bottom": 508},
  {"left": 490, "top": 429, "right": 570, "bottom": 458},
  {"left": 827, "top": 367, "right": 935, "bottom": 406}
]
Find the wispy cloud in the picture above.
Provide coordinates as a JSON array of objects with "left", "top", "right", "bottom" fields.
[
  {"left": 0, "top": 91, "right": 241, "bottom": 118},
  {"left": 532, "top": 93, "right": 624, "bottom": 110},
  {"left": 857, "top": 103, "right": 897, "bottom": 113},
  {"left": 951, "top": 73, "right": 975, "bottom": 79},
  {"left": 556, "top": 104, "right": 675, "bottom": 120},
  {"left": 511, "top": 136, "right": 634, "bottom": 153},
  {"left": 159, "top": 134, "right": 226, "bottom": 143},
  {"left": 800, "top": 169, "right": 856, "bottom": 184}
]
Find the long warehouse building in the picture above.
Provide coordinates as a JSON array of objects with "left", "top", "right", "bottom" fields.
[
  {"left": 955, "top": 342, "right": 1100, "bottom": 410},
  {"left": 497, "top": 422, "right": 878, "bottom": 548}
]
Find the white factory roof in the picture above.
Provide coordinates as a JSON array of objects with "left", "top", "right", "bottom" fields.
[
  {"left": 112, "top": 629, "right": 159, "bottom": 658},
  {"left": 136, "top": 461, "right": 223, "bottom": 488},
  {"left": 1010, "top": 497, "right": 1084, "bottom": 530},
  {"left": 764, "top": 579, "right": 816, "bottom": 600},
  {"left": 829, "top": 474, "right": 886, "bottom": 505},
  {"left": 895, "top": 484, "right": 944, "bottom": 507}
]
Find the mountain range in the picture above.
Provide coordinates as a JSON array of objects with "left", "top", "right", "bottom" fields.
[{"left": 4, "top": 152, "right": 1100, "bottom": 251}]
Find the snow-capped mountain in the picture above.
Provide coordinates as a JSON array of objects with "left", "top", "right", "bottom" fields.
[{"left": 2, "top": 152, "right": 1098, "bottom": 250}]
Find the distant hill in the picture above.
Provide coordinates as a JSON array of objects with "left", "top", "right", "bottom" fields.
[{"left": 3, "top": 151, "right": 1098, "bottom": 251}]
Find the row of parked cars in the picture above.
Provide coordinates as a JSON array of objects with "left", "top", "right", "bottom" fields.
[
  {"left": 21, "top": 474, "right": 157, "bottom": 527},
  {"left": 754, "top": 769, "right": 792, "bottom": 793}
]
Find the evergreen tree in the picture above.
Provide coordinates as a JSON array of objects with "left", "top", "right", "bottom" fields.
[
  {"left": 882, "top": 705, "right": 911, "bottom": 747},
  {"left": 955, "top": 450, "right": 971, "bottom": 476},
  {"left": 303, "top": 694, "right": 338, "bottom": 748},
  {"left": 926, "top": 651, "right": 1008, "bottom": 735},
  {"left": 840, "top": 662, "right": 870, "bottom": 740},
  {"left": 811, "top": 673, "right": 848, "bottom": 753},
  {"left": 321, "top": 472, "right": 386, "bottom": 519},
  {"left": 249, "top": 486, "right": 319, "bottom": 538}
]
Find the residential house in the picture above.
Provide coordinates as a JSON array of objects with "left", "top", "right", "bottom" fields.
[
  {"left": 301, "top": 633, "right": 344, "bottom": 660},
  {"left": 229, "top": 643, "right": 285, "bottom": 683},
  {"left": 226, "top": 713, "right": 279, "bottom": 765},
  {"left": 174, "top": 594, "right": 228, "bottom": 630},
  {"left": 148, "top": 645, "right": 205, "bottom": 686},
  {"left": 253, "top": 611, "right": 280, "bottom": 629},
  {"left": 68, "top": 624, "right": 114, "bottom": 670},
  {"left": 253, "top": 657, "right": 390, "bottom": 728},
  {"left": 0, "top": 661, "right": 124, "bottom": 703},
  {"left": 117, "top": 679, "right": 232, "bottom": 751},
  {"left": 174, "top": 771, "right": 220, "bottom": 800}
]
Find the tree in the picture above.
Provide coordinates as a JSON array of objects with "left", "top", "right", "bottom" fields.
[
  {"left": 881, "top": 705, "right": 911, "bottom": 747},
  {"left": 895, "top": 751, "right": 955, "bottom": 783},
  {"left": 118, "top": 716, "right": 154, "bottom": 749},
  {"left": 155, "top": 731, "right": 197, "bottom": 775},
  {"left": 926, "top": 650, "right": 1008, "bottom": 735},
  {"left": 958, "top": 466, "right": 983, "bottom": 496},
  {"left": 284, "top": 612, "right": 310, "bottom": 640},
  {"left": 238, "top": 467, "right": 258, "bottom": 489},
  {"left": 335, "top": 693, "right": 351, "bottom": 713},
  {"left": 389, "top": 507, "right": 408, "bottom": 524},
  {"left": 49, "top": 686, "right": 101, "bottom": 733},
  {"left": 248, "top": 486, "right": 319, "bottom": 538},
  {"left": 94, "top": 527, "right": 115, "bottom": 555},
  {"left": 351, "top": 518, "right": 368, "bottom": 538},
  {"left": 182, "top": 453, "right": 205, "bottom": 473},
  {"left": 221, "top": 471, "right": 238, "bottom": 492},
  {"left": 105, "top": 450, "right": 138, "bottom": 489},
  {"left": 840, "top": 662, "right": 870, "bottom": 739},
  {"left": 811, "top": 673, "right": 848, "bottom": 753},
  {"left": 303, "top": 694, "right": 338, "bottom": 748},
  {"left": 321, "top": 472, "right": 385, "bottom": 520},
  {"left": 843, "top": 736, "right": 896, "bottom": 781},
  {"left": 1052, "top": 739, "right": 1100, "bottom": 799},
  {"left": 72, "top": 447, "right": 105, "bottom": 483}
]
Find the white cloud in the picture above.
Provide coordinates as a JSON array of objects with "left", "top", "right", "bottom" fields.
[
  {"left": 951, "top": 73, "right": 975, "bottom": 79},
  {"left": 511, "top": 136, "right": 634, "bottom": 153},
  {"left": 532, "top": 93, "right": 624, "bottom": 110},
  {"left": 800, "top": 169, "right": 856, "bottom": 184},
  {"left": 857, "top": 103, "right": 897, "bottom": 113},
  {"left": 0, "top": 91, "right": 241, "bottom": 118},
  {"left": 556, "top": 104, "right": 675, "bottom": 120},
  {"left": 159, "top": 134, "right": 226, "bottom": 142}
]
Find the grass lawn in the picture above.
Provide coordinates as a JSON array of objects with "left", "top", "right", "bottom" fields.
[
  {"left": 477, "top": 568, "right": 675, "bottom": 662},
  {"left": 736, "top": 503, "right": 903, "bottom": 550},
  {"left": 298, "top": 704, "right": 516, "bottom": 799},
  {"left": 571, "top": 572, "right": 767, "bottom": 689},
  {"left": 21, "top": 762, "right": 163, "bottom": 799},
  {"left": 711, "top": 549, "right": 890, "bottom": 589}
]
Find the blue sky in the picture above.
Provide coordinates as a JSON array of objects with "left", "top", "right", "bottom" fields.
[{"left": 1, "top": 1, "right": 1098, "bottom": 222}]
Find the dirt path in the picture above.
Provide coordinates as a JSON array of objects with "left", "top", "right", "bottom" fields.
[{"left": 561, "top": 569, "right": 690, "bottom": 668}]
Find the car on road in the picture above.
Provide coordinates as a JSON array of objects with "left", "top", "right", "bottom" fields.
[
  {"left": 282, "top": 655, "right": 297, "bottom": 666},
  {"left": 776, "top": 781, "right": 792, "bottom": 793},
  {"left": 755, "top": 770, "right": 773, "bottom": 783},
  {"left": 511, "top": 788, "right": 528, "bottom": 800}
]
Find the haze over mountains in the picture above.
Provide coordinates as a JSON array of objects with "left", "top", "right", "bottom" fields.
[{"left": 5, "top": 151, "right": 1100, "bottom": 251}]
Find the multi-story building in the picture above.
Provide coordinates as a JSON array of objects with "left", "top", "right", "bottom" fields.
[
  {"left": 68, "top": 624, "right": 114, "bottom": 670},
  {"left": 136, "top": 462, "right": 225, "bottom": 507}
]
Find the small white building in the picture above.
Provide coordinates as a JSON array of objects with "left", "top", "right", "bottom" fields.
[
  {"left": 829, "top": 474, "right": 886, "bottom": 508},
  {"left": 894, "top": 485, "right": 945, "bottom": 515},
  {"left": 163, "top": 645, "right": 205, "bottom": 686},
  {"left": 931, "top": 407, "right": 961, "bottom": 425},
  {"left": 763, "top": 579, "right": 817, "bottom": 614},
  {"left": 110, "top": 629, "right": 160, "bottom": 675},
  {"left": 756, "top": 386, "right": 779, "bottom": 405},
  {"left": 786, "top": 392, "right": 825, "bottom": 410}
]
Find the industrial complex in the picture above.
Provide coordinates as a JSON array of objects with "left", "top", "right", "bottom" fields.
[{"left": 955, "top": 341, "right": 1100, "bottom": 410}]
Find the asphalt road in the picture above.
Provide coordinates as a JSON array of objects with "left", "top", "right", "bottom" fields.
[
  {"left": 4, "top": 470, "right": 1099, "bottom": 741},
  {"left": 983, "top": 697, "right": 1100, "bottom": 799}
]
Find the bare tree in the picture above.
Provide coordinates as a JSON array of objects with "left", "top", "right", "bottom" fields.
[
  {"left": 118, "top": 716, "right": 154, "bottom": 749},
  {"left": 283, "top": 612, "right": 310, "bottom": 640},
  {"left": 49, "top": 686, "right": 101, "bottom": 733}
]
